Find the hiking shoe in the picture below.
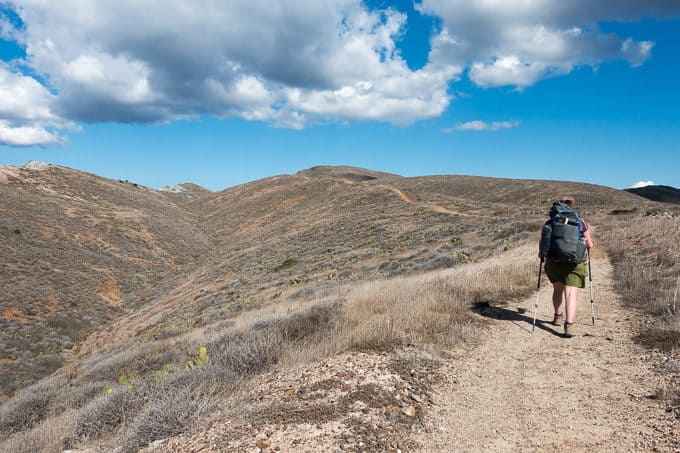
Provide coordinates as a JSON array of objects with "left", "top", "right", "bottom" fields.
[
  {"left": 564, "top": 322, "right": 574, "bottom": 338},
  {"left": 550, "top": 313, "right": 564, "bottom": 326}
]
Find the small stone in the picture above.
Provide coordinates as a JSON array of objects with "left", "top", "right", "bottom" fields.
[
  {"left": 401, "top": 406, "right": 416, "bottom": 417},
  {"left": 606, "top": 335, "right": 614, "bottom": 341},
  {"left": 385, "top": 405, "right": 401, "bottom": 416}
]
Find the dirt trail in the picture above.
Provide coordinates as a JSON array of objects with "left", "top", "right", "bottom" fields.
[
  {"left": 380, "top": 184, "right": 474, "bottom": 217},
  {"left": 414, "top": 257, "right": 678, "bottom": 452}
]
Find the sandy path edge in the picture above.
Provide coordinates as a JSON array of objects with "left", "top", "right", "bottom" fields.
[{"left": 412, "top": 257, "right": 678, "bottom": 452}]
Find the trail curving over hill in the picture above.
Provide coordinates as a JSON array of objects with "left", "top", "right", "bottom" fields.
[{"left": 412, "top": 255, "right": 677, "bottom": 451}]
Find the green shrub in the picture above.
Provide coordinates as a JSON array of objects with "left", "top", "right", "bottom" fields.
[{"left": 271, "top": 258, "right": 299, "bottom": 272}]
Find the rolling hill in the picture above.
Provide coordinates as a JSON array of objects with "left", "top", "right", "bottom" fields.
[
  {"left": 2, "top": 162, "right": 679, "bottom": 452},
  {"left": 0, "top": 162, "right": 659, "bottom": 398},
  {"left": 625, "top": 184, "right": 680, "bottom": 204}
]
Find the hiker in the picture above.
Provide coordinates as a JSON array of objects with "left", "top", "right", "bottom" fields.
[{"left": 539, "top": 196, "right": 594, "bottom": 337}]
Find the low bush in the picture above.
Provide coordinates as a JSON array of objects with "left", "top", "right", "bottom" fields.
[
  {"left": 63, "top": 386, "right": 145, "bottom": 448},
  {"left": 122, "top": 367, "right": 232, "bottom": 452},
  {"left": 271, "top": 258, "right": 299, "bottom": 272},
  {"left": 0, "top": 379, "right": 59, "bottom": 435},
  {"left": 0, "top": 417, "right": 67, "bottom": 453},
  {"left": 56, "top": 382, "right": 108, "bottom": 413},
  {"left": 275, "top": 299, "right": 343, "bottom": 342},
  {"left": 208, "top": 329, "right": 283, "bottom": 375},
  {"left": 77, "top": 345, "right": 183, "bottom": 384}
]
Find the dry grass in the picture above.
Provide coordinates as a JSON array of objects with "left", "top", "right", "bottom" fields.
[
  {"left": 598, "top": 214, "right": 680, "bottom": 351},
  {"left": 0, "top": 374, "right": 62, "bottom": 435},
  {"left": 0, "top": 244, "right": 535, "bottom": 452},
  {"left": 0, "top": 416, "right": 67, "bottom": 453},
  {"left": 339, "top": 244, "right": 535, "bottom": 351},
  {"left": 271, "top": 244, "right": 535, "bottom": 368},
  {"left": 598, "top": 212, "right": 680, "bottom": 417}
]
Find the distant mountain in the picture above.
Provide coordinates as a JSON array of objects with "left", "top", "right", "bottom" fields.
[{"left": 624, "top": 185, "right": 680, "bottom": 204}]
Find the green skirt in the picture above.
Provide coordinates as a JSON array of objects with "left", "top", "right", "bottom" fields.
[{"left": 544, "top": 260, "right": 588, "bottom": 289}]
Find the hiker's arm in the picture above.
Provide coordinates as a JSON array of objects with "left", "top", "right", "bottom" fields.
[{"left": 583, "top": 229, "right": 594, "bottom": 250}]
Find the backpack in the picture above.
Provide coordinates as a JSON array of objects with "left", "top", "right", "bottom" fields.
[{"left": 539, "top": 203, "right": 587, "bottom": 263}]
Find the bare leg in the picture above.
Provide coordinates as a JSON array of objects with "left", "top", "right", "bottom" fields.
[
  {"left": 564, "top": 285, "right": 578, "bottom": 323},
  {"left": 552, "top": 282, "right": 565, "bottom": 315}
]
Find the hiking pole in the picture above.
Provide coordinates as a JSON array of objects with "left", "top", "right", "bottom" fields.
[
  {"left": 588, "top": 252, "right": 595, "bottom": 326},
  {"left": 532, "top": 258, "right": 544, "bottom": 332}
]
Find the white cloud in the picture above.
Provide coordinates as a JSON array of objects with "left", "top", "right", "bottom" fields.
[
  {"left": 418, "top": 0, "right": 678, "bottom": 88},
  {"left": 443, "top": 120, "right": 520, "bottom": 132},
  {"left": 0, "top": 121, "right": 62, "bottom": 146},
  {"left": 3, "top": 0, "right": 454, "bottom": 131},
  {"left": 469, "top": 57, "right": 549, "bottom": 89},
  {"left": 285, "top": 64, "right": 459, "bottom": 124},
  {"left": 0, "top": 63, "right": 72, "bottom": 146},
  {"left": 621, "top": 39, "right": 655, "bottom": 67},
  {"left": 0, "top": 63, "right": 57, "bottom": 123},
  {"left": 631, "top": 180, "right": 654, "bottom": 189},
  {"left": 0, "top": 0, "right": 678, "bottom": 145}
]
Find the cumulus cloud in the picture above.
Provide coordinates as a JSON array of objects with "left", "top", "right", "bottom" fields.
[
  {"left": 443, "top": 120, "right": 519, "bottom": 133},
  {"left": 631, "top": 180, "right": 655, "bottom": 188},
  {"left": 418, "top": 0, "right": 679, "bottom": 88},
  {"left": 2, "top": 0, "right": 456, "bottom": 132},
  {"left": 0, "top": 121, "right": 61, "bottom": 146},
  {"left": 0, "top": 0, "right": 678, "bottom": 145},
  {"left": 0, "top": 63, "right": 71, "bottom": 146}
]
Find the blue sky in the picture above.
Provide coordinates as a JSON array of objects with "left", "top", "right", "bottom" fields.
[{"left": 1, "top": 1, "right": 678, "bottom": 191}]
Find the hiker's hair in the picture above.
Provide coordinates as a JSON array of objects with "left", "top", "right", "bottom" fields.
[{"left": 559, "top": 196, "right": 575, "bottom": 207}]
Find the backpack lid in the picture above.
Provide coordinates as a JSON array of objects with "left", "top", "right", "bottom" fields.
[{"left": 549, "top": 202, "right": 581, "bottom": 220}]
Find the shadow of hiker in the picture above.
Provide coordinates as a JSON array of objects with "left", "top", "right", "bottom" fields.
[{"left": 473, "top": 301, "right": 564, "bottom": 337}]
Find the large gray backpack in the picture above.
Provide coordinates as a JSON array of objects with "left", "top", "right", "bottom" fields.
[{"left": 539, "top": 203, "right": 587, "bottom": 263}]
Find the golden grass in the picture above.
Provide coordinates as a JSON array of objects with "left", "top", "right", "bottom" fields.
[
  {"left": 281, "top": 243, "right": 536, "bottom": 365},
  {"left": 598, "top": 214, "right": 680, "bottom": 350},
  {"left": 0, "top": 244, "right": 537, "bottom": 452}
]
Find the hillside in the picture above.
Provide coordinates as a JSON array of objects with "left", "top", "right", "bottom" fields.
[
  {"left": 76, "top": 167, "right": 655, "bottom": 355},
  {"left": 625, "top": 184, "right": 680, "bottom": 204},
  {"left": 0, "top": 163, "right": 659, "bottom": 397},
  {"left": 0, "top": 163, "right": 210, "bottom": 396},
  {"left": 1, "top": 162, "right": 677, "bottom": 452}
]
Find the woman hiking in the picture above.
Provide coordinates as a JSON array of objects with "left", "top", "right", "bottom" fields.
[{"left": 540, "top": 196, "right": 594, "bottom": 338}]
